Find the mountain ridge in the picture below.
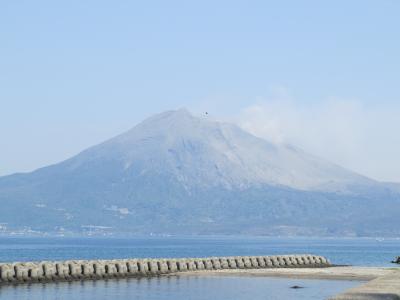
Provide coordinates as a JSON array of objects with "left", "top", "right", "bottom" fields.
[
  {"left": 57, "top": 108, "right": 377, "bottom": 192},
  {"left": 0, "top": 109, "right": 399, "bottom": 237}
]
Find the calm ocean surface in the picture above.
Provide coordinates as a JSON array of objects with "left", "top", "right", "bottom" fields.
[{"left": 0, "top": 236, "right": 398, "bottom": 300}]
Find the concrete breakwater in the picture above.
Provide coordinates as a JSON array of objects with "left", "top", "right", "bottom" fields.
[{"left": 0, "top": 255, "right": 330, "bottom": 285}]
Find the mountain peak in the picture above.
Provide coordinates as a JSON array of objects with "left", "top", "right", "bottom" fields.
[
  {"left": 73, "top": 109, "right": 374, "bottom": 192},
  {"left": 142, "top": 108, "right": 194, "bottom": 123},
  {"left": 0, "top": 109, "right": 396, "bottom": 237}
]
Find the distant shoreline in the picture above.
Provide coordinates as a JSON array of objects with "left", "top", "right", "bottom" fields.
[{"left": 1, "top": 234, "right": 400, "bottom": 239}]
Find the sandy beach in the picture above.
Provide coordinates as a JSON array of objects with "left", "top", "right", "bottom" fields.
[
  {"left": 177, "top": 267, "right": 400, "bottom": 299},
  {"left": 177, "top": 266, "right": 398, "bottom": 281}
]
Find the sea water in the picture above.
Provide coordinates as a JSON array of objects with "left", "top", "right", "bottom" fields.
[
  {"left": 0, "top": 236, "right": 398, "bottom": 299},
  {"left": 0, "top": 275, "right": 361, "bottom": 300},
  {"left": 0, "top": 236, "right": 398, "bottom": 266}
]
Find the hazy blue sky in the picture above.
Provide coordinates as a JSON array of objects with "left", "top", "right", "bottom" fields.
[{"left": 1, "top": 0, "right": 400, "bottom": 181}]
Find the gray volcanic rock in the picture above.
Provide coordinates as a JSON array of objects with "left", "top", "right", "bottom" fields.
[{"left": 0, "top": 109, "right": 399, "bottom": 236}]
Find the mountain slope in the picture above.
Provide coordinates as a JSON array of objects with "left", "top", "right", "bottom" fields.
[{"left": 0, "top": 109, "right": 398, "bottom": 236}]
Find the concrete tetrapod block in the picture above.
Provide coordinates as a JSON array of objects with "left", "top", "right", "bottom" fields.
[
  {"left": 81, "top": 261, "right": 95, "bottom": 279},
  {"left": 166, "top": 260, "right": 178, "bottom": 273},
  {"left": 0, "top": 264, "right": 4, "bottom": 283},
  {"left": 264, "top": 257, "right": 273, "bottom": 268},
  {"left": 314, "top": 256, "right": 323, "bottom": 267},
  {"left": 300, "top": 256, "right": 310, "bottom": 267},
  {"left": 137, "top": 260, "right": 149, "bottom": 275},
  {"left": 280, "top": 256, "right": 290, "bottom": 268},
  {"left": 290, "top": 256, "right": 299, "bottom": 267},
  {"left": 0, "top": 264, "right": 16, "bottom": 282},
  {"left": 303, "top": 255, "right": 313, "bottom": 268},
  {"left": 294, "top": 256, "right": 305, "bottom": 267},
  {"left": 32, "top": 262, "right": 46, "bottom": 281},
  {"left": 148, "top": 260, "right": 160, "bottom": 275},
  {"left": 68, "top": 261, "right": 83, "bottom": 279},
  {"left": 28, "top": 262, "right": 43, "bottom": 281},
  {"left": 187, "top": 260, "right": 197, "bottom": 271},
  {"left": 291, "top": 255, "right": 303, "bottom": 268},
  {"left": 194, "top": 259, "right": 205, "bottom": 271},
  {"left": 281, "top": 256, "right": 290, "bottom": 267},
  {"left": 278, "top": 256, "right": 287, "bottom": 267},
  {"left": 99, "top": 261, "right": 109, "bottom": 278},
  {"left": 203, "top": 259, "right": 213, "bottom": 270},
  {"left": 280, "top": 255, "right": 291, "bottom": 268},
  {"left": 158, "top": 260, "right": 169, "bottom": 274},
  {"left": 220, "top": 258, "right": 229, "bottom": 269},
  {"left": 12, "top": 263, "right": 32, "bottom": 282},
  {"left": 257, "top": 257, "right": 266, "bottom": 268},
  {"left": 126, "top": 260, "right": 140, "bottom": 275},
  {"left": 316, "top": 256, "right": 325, "bottom": 264},
  {"left": 211, "top": 258, "right": 221, "bottom": 270},
  {"left": 321, "top": 256, "right": 331, "bottom": 266},
  {"left": 105, "top": 260, "right": 116, "bottom": 277},
  {"left": 314, "top": 256, "right": 323, "bottom": 266},
  {"left": 277, "top": 256, "right": 287, "bottom": 268},
  {"left": 56, "top": 262, "right": 70, "bottom": 280},
  {"left": 316, "top": 256, "right": 325, "bottom": 266},
  {"left": 313, "top": 256, "right": 322, "bottom": 266},
  {"left": 176, "top": 259, "right": 188, "bottom": 272},
  {"left": 114, "top": 260, "right": 128, "bottom": 277},
  {"left": 14, "top": 263, "right": 32, "bottom": 282},
  {"left": 104, "top": 261, "right": 118, "bottom": 278},
  {"left": 14, "top": 263, "right": 29, "bottom": 282},
  {"left": 307, "top": 255, "right": 324, "bottom": 267},
  {"left": 92, "top": 261, "right": 106, "bottom": 279},
  {"left": 309, "top": 255, "right": 319, "bottom": 267},
  {"left": 316, "top": 256, "right": 326, "bottom": 267},
  {"left": 227, "top": 258, "right": 237, "bottom": 269},
  {"left": 270, "top": 256, "right": 280, "bottom": 268},
  {"left": 0, "top": 263, "right": 15, "bottom": 282},
  {"left": 29, "top": 262, "right": 46, "bottom": 282},
  {"left": 302, "top": 255, "right": 313, "bottom": 267},
  {"left": 250, "top": 257, "right": 259, "bottom": 268},
  {"left": 235, "top": 257, "right": 245, "bottom": 269},
  {"left": 109, "top": 259, "right": 121, "bottom": 277},
  {"left": 243, "top": 257, "right": 252, "bottom": 269},
  {"left": 282, "top": 256, "right": 294, "bottom": 268},
  {"left": 42, "top": 262, "right": 57, "bottom": 280}
]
